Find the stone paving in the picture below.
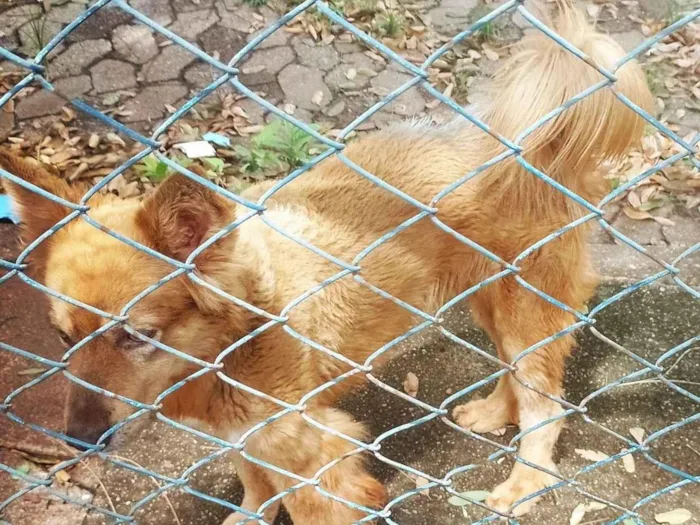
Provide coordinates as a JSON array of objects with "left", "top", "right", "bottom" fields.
[{"left": 0, "top": 0, "right": 682, "bottom": 132}]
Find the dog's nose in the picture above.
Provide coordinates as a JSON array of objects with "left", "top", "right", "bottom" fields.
[
  {"left": 65, "top": 386, "right": 113, "bottom": 449},
  {"left": 65, "top": 423, "right": 112, "bottom": 450}
]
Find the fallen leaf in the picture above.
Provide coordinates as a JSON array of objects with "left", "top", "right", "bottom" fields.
[
  {"left": 55, "top": 470, "right": 71, "bottom": 484},
  {"left": 630, "top": 427, "right": 645, "bottom": 443},
  {"left": 488, "top": 427, "right": 506, "bottom": 437},
  {"left": 105, "top": 132, "right": 126, "bottom": 147},
  {"left": 653, "top": 216, "right": 675, "bottom": 227},
  {"left": 627, "top": 190, "right": 641, "bottom": 208},
  {"left": 403, "top": 372, "right": 419, "bottom": 397},
  {"left": 571, "top": 499, "right": 610, "bottom": 525},
  {"left": 14, "top": 462, "right": 32, "bottom": 476},
  {"left": 586, "top": 4, "right": 601, "bottom": 17},
  {"left": 673, "top": 58, "right": 695, "bottom": 69},
  {"left": 622, "top": 451, "right": 636, "bottom": 473},
  {"left": 447, "top": 490, "right": 490, "bottom": 506},
  {"left": 655, "top": 509, "right": 692, "bottom": 524},
  {"left": 345, "top": 68, "right": 357, "bottom": 80},
  {"left": 623, "top": 207, "right": 653, "bottom": 221},
  {"left": 410, "top": 474, "right": 430, "bottom": 496},
  {"left": 575, "top": 449, "right": 610, "bottom": 462},
  {"left": 570, "top": 503, "right": 587, "bottom": 525},
  {"left": 483, "top": 47, "right": 499, "bottom": 61},
  {"left": 88, "top": 134, "right": 100, "bottom": 149},
  {"left": 17, "top": 368, "right": 46, "bottom": 376}
]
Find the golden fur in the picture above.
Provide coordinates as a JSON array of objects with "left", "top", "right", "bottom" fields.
[{"left": 1, "top": 7, "right": 652, "bottom": 523}]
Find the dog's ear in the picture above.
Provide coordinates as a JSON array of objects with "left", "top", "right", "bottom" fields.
[
  {"left": 0, "top": 150, "right": 85, "bottom": 247},
  {"left": 136, "top": 171, "right": 236, "bottom": 262}
]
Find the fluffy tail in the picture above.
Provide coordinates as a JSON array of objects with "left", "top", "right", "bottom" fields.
[{"left": 484, "top": 5, "right": 653, "bottom": 184}]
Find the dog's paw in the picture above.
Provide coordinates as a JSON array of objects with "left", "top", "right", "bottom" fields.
[
  {"left": 486, "top": 468, "right": 556, "bottom": 517},
  {"left": 222, "top": 512, "right": 249, "bottom": 525},
  {"left": 222, "top": 507, "right": 278, "bottom": 525},
  {"left": 453, "top": 398, "right": 510, "bottom": 434}
]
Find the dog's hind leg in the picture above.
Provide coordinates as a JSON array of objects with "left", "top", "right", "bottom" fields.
[{"left": 223, "top": 457, "right": 281, "bottom": 525}]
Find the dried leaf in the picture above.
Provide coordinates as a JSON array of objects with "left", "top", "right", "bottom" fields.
[
  {"left": 622, "top": 452, "right": 636, "bottom": 473},
  {"left": 630, "top": 427, "right": 645, "bottom": 443},
  {"left": 55, "top": 470, "right": 71, "bottom": 484},
  {"left": 570, "top": 503, "right": 587, "bottom": 525},
  {"left": 403, "top": 372, "right": 419, "bottom": 397},
  {"left": 88, "top": 134, "right": 100, "bottom": 149},
  {"left": 49, "top": 148, "right": 80, "bottom": 165},
  {"left": 655, "top": 509, "right": 692, "bottom": 524},
  {"left": 346, "top": 68, "right": 357, "bottom": 80},
  {"left": 623, "top": 207, "right": 653, "bottom": 221},
  {"left": 488, "top": 427, "right": 506, "bottom": 437},
  {"left": 586, "top": 4, "right": 601, "bottom": 17},
  {"left": 653, "top": 216, "right": 675, "bottom": 227},
  {"left": 627, "top": 190, "right": 642, "bottom": 208},
  {"left": 482, "top": 46, "right": 499, "bottom": 61},
  {"left": 105, "top": 133, "right": 126, "bottom": 147},
  {"left": 17, "top": 368, "right": 47, "bottom": 376},
  {"left": 575, "top": 449, "right": 610, "bottom": 462},
  {"left": 409, "top": 474, "right": 430, "bottom": 496},
  {"left": 447, "top": 490, "right": 490, "bottom": 506}
]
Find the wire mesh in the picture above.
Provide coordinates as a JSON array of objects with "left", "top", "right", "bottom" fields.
[{"left": 0, "top": 0, "right": 698, "bottom": 524}]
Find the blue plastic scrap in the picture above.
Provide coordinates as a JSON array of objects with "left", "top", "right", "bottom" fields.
[
  {"left": 202, "top": 132, "right": 232, "bottom": 148},
  {"left": 0, "top": 194, "right": 19, "bottom": 224}
]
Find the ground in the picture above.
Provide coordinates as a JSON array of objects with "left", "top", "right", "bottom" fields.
[{"left": 0, "top": 0, "right": 699, "bottom": 524}]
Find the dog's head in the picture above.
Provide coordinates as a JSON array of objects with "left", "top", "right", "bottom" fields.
[{"left": 1, "top": 152, "right": 247, "bottom": 447}]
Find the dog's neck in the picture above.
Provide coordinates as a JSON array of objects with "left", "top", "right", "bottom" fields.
[{"left": 159, "top": 245, "right": 278, "bottom": 439}]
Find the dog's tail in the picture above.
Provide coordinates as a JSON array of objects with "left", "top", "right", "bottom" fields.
[{"left": 483, "top": 5, "right": 653, "bottom": 185}]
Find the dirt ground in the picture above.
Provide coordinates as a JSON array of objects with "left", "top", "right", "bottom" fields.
[{"left": 1, "top": 218, "right": 699, "bottom": 525}]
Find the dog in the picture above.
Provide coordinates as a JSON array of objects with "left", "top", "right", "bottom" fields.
[{"left": 1, "top": 6, "right": 652, "bottom": 524}]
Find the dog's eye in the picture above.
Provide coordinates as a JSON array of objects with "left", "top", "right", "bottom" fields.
[
  {"left": 58, "top": 331, "right": 73, "bottom": 348},
  {"left": 117, "top": 328, "right": 159, "bottom": 350}
]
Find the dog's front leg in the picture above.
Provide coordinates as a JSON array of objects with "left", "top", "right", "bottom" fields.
[
  {"left": 456, "top": 286, "right": 580, "bottom": 517},
  {"left": 243, "top": 408, "right": 387, "bottom": 525},
  {"left": 223, "top": 456, "right": 281, "bottom": 525}
]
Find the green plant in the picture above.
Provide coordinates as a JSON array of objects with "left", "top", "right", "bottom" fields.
[
  {"left": 234, "top": 120, "right": 320, "bottom": 174},
  {"left": 666, "top": 0, "right": 690, "bottom": 24},
  {"left": 16, "top": 4, "right": 59, "bottom": 57},
  {"left": 453, "top": 70, "right": 474, "bottom": 106},
  {"left": 135, "top": 154, "right": 192, "bottom": 181},
  {"left": 375, "top": 12, "right": 405, "bottom": 38},
  {"left": 643, "top": 65, "right": 664, "bottom": 96},
  {"left": 467, "top": 5, "right": 500, "bottom": 41}
]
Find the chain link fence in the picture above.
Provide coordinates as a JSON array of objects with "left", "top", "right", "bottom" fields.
[{"left": 0, "top": 0, "right": 699, "bottom": 524}]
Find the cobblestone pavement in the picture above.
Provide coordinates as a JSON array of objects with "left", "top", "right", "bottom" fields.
[{"left": 1, "top": 0, "right": 696, "bottom": 133}]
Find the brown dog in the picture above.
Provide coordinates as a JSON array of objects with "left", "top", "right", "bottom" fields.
[{"left": 1, "top": 7, "right": 652, "bottom": 524}]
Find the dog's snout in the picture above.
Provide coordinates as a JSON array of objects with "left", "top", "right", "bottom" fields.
[
  {"left": 65, "top": 387, "right": 112, "bottom": 448},
  {"left": 66, "top": 422, "right": 112, "bottom": 449}
]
